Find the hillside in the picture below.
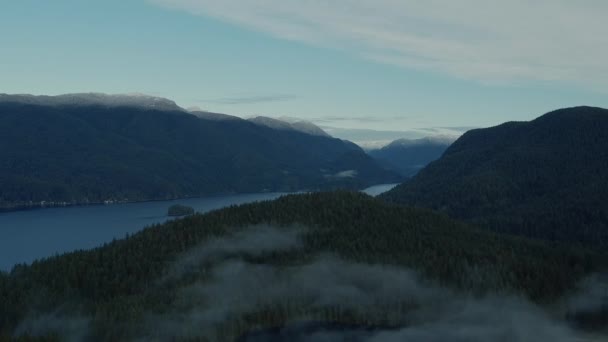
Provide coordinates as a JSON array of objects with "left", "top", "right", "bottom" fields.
[
  {"left": 368, "top": 136, "right": 454, "bottom": 176},
  {"left": 0, "top": 93, "right": 183, "bottom": 112},
  {"left": 248, "top": 116, "right": 330, "bottom": 137},
  {"left": 381, "top": 106, "right": 608, "bottom": 246},
  {"left": 1, "top": 191, "right": 606, "bottom": 340},
  {"left": 0, "top": 94, "right": 399, "bottom": 210}
]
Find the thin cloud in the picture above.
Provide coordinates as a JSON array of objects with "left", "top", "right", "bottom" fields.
[
  {"left": 312, "top": 115, "right": 423, "bottom": 124},
  {"left": 203, "top": 94, "right": 297, "bottom": 105},
  {"left": 150, "top": 0, "right": 608, "bottom": 91},
  {"left": 438, "top": 126, "right": 479, "bottom": 132}
]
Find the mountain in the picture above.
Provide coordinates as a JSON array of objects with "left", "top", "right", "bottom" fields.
[
  {"left": 2, "top": 191, "right": 605, "bottom": 340},
  {"left": 321, "top": 126, "right": 474, "bottom": 150},
  {"left": 381, "top": 106, "right": 608, "bottom": 246},
  {"left": 189, "top": 109, "right": 242, "bottom": 121},
  {"left": 0, "top": 94, "right": 399, "bottom": 210},
  {"left": 0, "top": 93, "right": 184, "bottom": 112},
  {"left": 368, "top": 136, "right": 455, "bottom": 177},
  {"left": 248, "top": 116, "right": 331, "bottom": 137}
]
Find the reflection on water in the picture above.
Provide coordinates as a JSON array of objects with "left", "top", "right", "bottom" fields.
[{"left": 361, "top": 183, "right": 399, "bottom": 196}]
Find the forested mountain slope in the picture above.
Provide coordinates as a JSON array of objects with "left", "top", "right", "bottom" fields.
[
  {"left": 248, "top": 116, "right": 331, "bottom": 137},
  {"left": 382, "top": 106, "right": 608, "bottom": 246},
  {"left": 0, "top": 95, "right": 398, "bottom": 210},
  {"left": 1, "top": 192, "right": 606, "bottom": 340}
]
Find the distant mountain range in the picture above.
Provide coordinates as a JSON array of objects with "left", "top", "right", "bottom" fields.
[
  {"left": 368, "top": 136, "right": 455, "bottom": 177},
  {"left": 321, "top": 126, "right": 473, "bottom": 150},
  {"left": 0, "top": 93, "right": 399, "bottom": 210},
  {"left": 382, "top": 106, "right": 608, "bottom": 246}
]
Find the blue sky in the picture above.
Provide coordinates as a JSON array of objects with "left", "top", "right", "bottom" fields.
[{"left": 2, "top": 0, "right": 608, "bottom": 133}]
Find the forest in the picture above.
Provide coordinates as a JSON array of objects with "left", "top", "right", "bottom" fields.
[
  {"left": 382, "top": 106, "right": 608, "bottom": 247},
  {"left": 4, "top": 0, "right": 608, "bottom": 340},
  {"left": 0, "top": 100, "right": 398, "bottom": 211},
  {"left": 1, "top": 191, "right": 606, "bottom": 341}
]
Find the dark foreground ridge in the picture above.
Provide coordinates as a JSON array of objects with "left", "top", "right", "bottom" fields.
[{"left": 1, "top": 191, "right": 606, "bottom": 340}]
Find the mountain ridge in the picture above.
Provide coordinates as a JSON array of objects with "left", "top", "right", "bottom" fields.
[
  {"left": 0, "top": 93, "right": 184, "bottom": 112},
  {"left": 248, "top": 116, "right": 331, "bottom": 137},
  {"left": 0, "top": 98, "right": 399, "bottom": 211},
  {"left": 381, "top": 106, "right": 608, "bottom": 246}
]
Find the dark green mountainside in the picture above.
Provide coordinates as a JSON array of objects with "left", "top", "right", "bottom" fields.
[
  {"left": 1, "top": 192, "right": 606, "bottom": 340},
  {"left": 0, "top": 97, "right": 398, "bottom": 210},
  {"left": 381, "top": 106, "right": 608, "bottom": 246}
]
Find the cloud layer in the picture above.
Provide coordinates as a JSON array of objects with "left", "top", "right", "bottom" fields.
[{"left": 150, "top": 0, "right": 608, "bottom": 90}]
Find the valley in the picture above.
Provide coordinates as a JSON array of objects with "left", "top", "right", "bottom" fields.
[{"left": 3, "top": 2, "right": 608, "bottom": 340}]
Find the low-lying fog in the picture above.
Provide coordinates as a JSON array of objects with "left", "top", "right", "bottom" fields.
[{"left": 16, "top": 225, "right": 607, "bottom": 341}]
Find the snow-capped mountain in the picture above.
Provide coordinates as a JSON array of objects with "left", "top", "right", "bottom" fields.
[{"left": 0, "top": 93, "right": 184, "bottom": 112}]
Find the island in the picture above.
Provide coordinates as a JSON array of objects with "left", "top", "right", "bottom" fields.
[{"left": 167, "top": 204, "right": 195, "bottom": 217}]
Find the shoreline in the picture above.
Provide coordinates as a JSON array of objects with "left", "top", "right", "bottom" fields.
[
  {"left": 0, "top": 183, "right": 400, "bottom": 214},
  {"left": 0, "top": 191, "right": 283, "bottom": 214}
]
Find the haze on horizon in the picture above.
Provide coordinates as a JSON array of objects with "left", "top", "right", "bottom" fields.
[{"left": 2, "top": 0, "right": 608, "bottom": 133}]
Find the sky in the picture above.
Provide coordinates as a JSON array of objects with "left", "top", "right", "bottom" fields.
[{"left": 2, "top": 0, "right": 608, "bottom": 134}]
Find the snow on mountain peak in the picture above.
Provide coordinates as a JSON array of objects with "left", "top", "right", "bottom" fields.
[{"left": 0, "top": 93, "right": 184, "bottom": 112}]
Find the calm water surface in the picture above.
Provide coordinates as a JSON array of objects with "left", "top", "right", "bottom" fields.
[
  {"left": 0, "top": 185, "right": 397, "bottom": 271},
  {"left": 361, "top": 183, "right": 398, "bottom": 196}
]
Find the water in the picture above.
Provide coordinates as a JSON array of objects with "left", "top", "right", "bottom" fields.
[
  {"left": 0, "top": 185, "right": 398, "bottom": 271},
  {"left": 361, "top": 183, "right": 398, "bottom": 196},
  {"left": 0, "top": 193, "right": 287, "bottom": 271}
]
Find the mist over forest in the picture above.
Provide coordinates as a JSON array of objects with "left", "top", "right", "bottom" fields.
[
  {"left": 3, "top": 1, "right": 608, "bottom": 341},
  {"left": 9, "top": 224, "right": 606, "bottom": 341}
]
